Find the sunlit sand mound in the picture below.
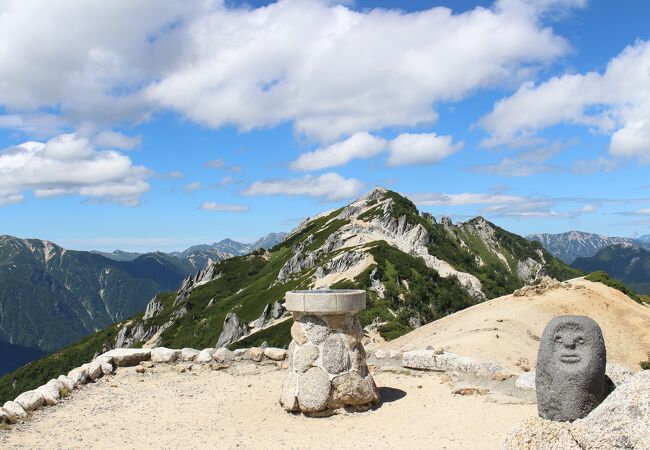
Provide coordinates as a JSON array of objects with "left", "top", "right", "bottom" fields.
[{"left": 383, "top": 278, "right": 650, "bottom": 371}]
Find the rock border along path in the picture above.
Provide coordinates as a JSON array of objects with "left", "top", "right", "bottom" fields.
[{"left": 0, "top": 345, "right": 287, "bottom": 425}]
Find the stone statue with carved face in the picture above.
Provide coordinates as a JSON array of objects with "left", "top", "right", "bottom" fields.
[{"left": 535, "top": 315, "right": 607, "bottom": 422}]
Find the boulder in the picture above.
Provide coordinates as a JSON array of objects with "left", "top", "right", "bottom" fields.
[
  {"left": 271, "top": 301, "right": 285, "bottom": 319},
  {"left": 100, "top": 348, "right": 151, "bottom": 367},
  {"left": 36, "top": 384, "right": 60, "bottom": 405},
  {"left": 46, "top": 379, "right": 66, "bottom": 394},
  {"left": 151, "top": 347, "right": 180, "bottom": 363},
  {"left": 402, "top": 350, "right": 502, "bottom": 377},
  {"left": 14, "top": 390, "right": 45, "bottom": 411},
  {"left": 297, "top": 367, "right": 331, "bottom": 413},
  {"left": 298, "top": 316, "right": 329, "bottom": 345},
  {"left": 196, "top": 348, "right": 216, "bottom": 364},
  {"left": 503, "top": 370, "right": 650, "bottom": 449},
  {"left": 264, "top": 347, "right": 287, "bottom": 361},
  {"left": 0, "top": 407, "right": 10, "bottom": 423},
  {"left": 250, "top": 347, "right": 264, "bottom": 362},
  {"left": 233, "top": 348, "right": 248, "bottom": 358},
  {"left": 94, "top": 355, "right": 114, "bottom": 366},
  {"left": 322, "top": 334, "right": 350, "bottom": 375},
  {"left": 67, "top": 367, "right": 89, "bottom": 386},
  {"left": 280, "top": 371, "right": 299, "bottom": 412},
  {"left": 213, "top": 348, "right": 234, "bottom": 364},
  {"left": 180, "top": 348, "right": 200, "bottom": 362},
  {"left": 330, "top": 371, "right": 380, "bottom": 407},
  {"left": 84, "top": 361, "right": 104, "bottom": 380},
  {"left": 605, "top": 363, "right": 634, "bottom": 386},
  {"left": 2, "top": 401, "right": 27, "bottom": 421},
  {"left": 57, "top": 375, "right": 75, "bottom": 391},
  {"left": 100, "top": 362, "right": 114, "bottom": 376},
  {"left": 294, "top": 344, "right": 320, "bottom": 374}
]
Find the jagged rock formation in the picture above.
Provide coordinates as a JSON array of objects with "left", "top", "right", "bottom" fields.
[{"left": 216, "top": 313, "right": 249, "bottom": 348}]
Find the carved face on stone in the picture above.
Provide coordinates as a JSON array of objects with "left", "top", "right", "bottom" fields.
[{"left": 536, "top": 315, "right": 607, "bottom": 422}]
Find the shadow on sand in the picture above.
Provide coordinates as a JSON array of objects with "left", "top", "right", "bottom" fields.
[{"left": 378, "top": 386, "right": 407, "bottom": 404}]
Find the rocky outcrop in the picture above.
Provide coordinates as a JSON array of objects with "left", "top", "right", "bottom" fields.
[
  {"left": 516, "top": 258, "right": 543, "bottom": 283},
  {"left": 142, "top": 296, "right": 163, "bottom": 320},
  {"left": 101, "top": 348, "right": 151, "bottom": 367},
  {"left": 277, "top": 251, "right": 317, "bottom": 280},
  {"left": 215, "top": 313, "right": 249, "bottom": 348},
  {"left": 173, "top": 264, "right": 221, "bottom": 306},
  {"left": 502, "top": 370, "right": 650, "bottom": 449}
]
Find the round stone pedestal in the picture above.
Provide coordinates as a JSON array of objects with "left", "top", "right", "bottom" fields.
[{"left": 279, "top": 290, "right": 380, "bottom": 414}]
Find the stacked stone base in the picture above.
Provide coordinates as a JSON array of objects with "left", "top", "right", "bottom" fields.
[{"left": 280, "top": 313, "right": 380, "bottom": 414}]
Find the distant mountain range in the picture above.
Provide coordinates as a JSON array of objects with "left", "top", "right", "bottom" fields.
[
  {"left": 526, "top": 231, "right": 649, "bottom": 264},
  {"left": 93, "top": 233, "right": 288, "bottom": 272},
  {"left": 572, "top": 243, "right": 650, "bottom": 295},
  {"left": 0, "top": 232, "right": 286, "bottom": 376}
]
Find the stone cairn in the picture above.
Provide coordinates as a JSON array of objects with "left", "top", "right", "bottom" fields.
[
  {"left": 280, "top": 289, "right": 380, "bottom": 414},
  {"left": 536, "top": 315, "right": 607, "bottom": 422}
]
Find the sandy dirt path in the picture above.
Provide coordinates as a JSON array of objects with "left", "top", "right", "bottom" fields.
[{"left": 1, "top": 363, "right": 534, "bottom": 450}]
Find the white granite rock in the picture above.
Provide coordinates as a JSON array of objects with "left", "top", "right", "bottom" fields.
[
  {"left": 180, "top": 348, "right": 200, "bottom": 362},
  {"left": 195, "top": 348, "right": 216, "bottom": 363},
  {"left": 67, "top": 367, "right": 89, "bottom": 385},
  {"left": 101, "top": 348, "right": 151, "bottom": 367},
  {"left": 36, "top": 384, "right": 60, "bottom": 405},
  {"left": 100, "top": 362, "right": 114, "bottom": 376},
  {"left": 233, "top": 348, "right": 248, "bottom": 357},
  {"left": 264, "top": 347, "right": 287, "bottom": 361},
  {"left": 14, "top": 390, "right": 45, "bottom": 411},
  {"left": 151, "top": 347, "right": 180, "bottom": 363},
  {"left": 84, "top": 361, "right": 104, "bottom": 380},
  {"left": 57, "top": 375, "right": 75, "bottom": 391},
  {"left": 402, "top": 349, "right": 502, "bottom": 377},
  {"left": 0, "top": 407, "right": 10, "bottom": 423},
  {"left": 605, "top": 363, "right": 634, "bottom": 386},
  {"left": 46, "top": 379, "right": 66, "bottom": 394},
  {"left": 250, "top": 347, "right": 264, "bottom": 362},
  {"left": 297, "top": 367, "right": 331, "bottom": 413},
  {"left": 2, "top": 401, "right": 27, "bottom": 421},
  {"left": 213, "top": 347, "right": 234, "bottom": 364}
]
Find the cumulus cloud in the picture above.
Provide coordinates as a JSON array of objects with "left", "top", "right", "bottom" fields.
[
  {"left": 387, "top": 133, "right": 462, "bottom": 167},
  {"left": 243, "top": 172, "right": 364, "bottom": 201},
  {"left": 93, "top": 130, "right": 142, "bottom": 150},
  {"left": 204, "top": 159, "right": 225, "bottom": 169},
  {"left": 290, "top": 132, "right": 386, "bottom": 171},
  {"left": 0, "top": 133, "right": 150, "bottom": 206},
  {"left": 411, "top": 192, "right": 525, "bottom": 206},
  {"left": 0, "top": 0, "right": 574, "bottom": 140},
  {"left": 481, "top": 40, "right": 650, "bottom": 162},
  {"left": 200, "top": 202, "right": 249, "bottom": 212},
  {"left": 290, "top": 132, "right": 460, "bottom": 170}
]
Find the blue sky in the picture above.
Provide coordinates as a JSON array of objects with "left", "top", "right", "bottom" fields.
[{"left": 1, "top": 0, "right": 649, "bottom": 252}]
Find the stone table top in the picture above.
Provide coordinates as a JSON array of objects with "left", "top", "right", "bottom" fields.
[{"left": 285, "top": 289, "right": 366, "bottom": 314}]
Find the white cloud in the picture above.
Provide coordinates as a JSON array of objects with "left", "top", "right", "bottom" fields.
[
  {"left": 93, "top": 130, "right": 142, "bottom": 150},
  {"left": 0, "top": 189, "right": 24, "bottom": 206},
  {"left": 204, "top": 159, "right": 225, "bottom": 169},
  {"left": 481, "top": 40, "right": 650, "bottom": 162},
  {"left": 387, "top": 133, "right": 462, "bottom": 166},
  {"left": 0, "top": 0, "right": 575, "bottom": 141},
  {"left": 243, "top": 172, "right": 364, "bottom": 201},
  {"left": 200, "top": 202, "right": 249, "bottom": 212},
  {"left": 164, "top": 170, "right": 184, "bottom": 179},
  {"left": 411, "top": 192, "right": 525, "bottom": 206},
  {"left": 290, "top": 132, "right": 386, "bottom": 171},
  {"left": 184, "top": 181, "right": 202, "bottom": 192},
  {"left": 0, "top": 133, "right": 150, "bottom": 206}
]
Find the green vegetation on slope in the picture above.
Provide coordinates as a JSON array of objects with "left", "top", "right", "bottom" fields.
[{"left": 585, "top": 271, "right": 642, "bottom": 303}]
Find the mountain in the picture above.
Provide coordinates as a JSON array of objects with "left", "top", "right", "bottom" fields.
[
  {"left": 636, "top": 234, "right": 650, "bottom": 245},
  {"left": 526, "top": 231, "right": 635, "bottom": 264},
  {"left": 0, "top": 236, "right": 189, "bottom": 356},
  {"left": 572, "top": 243, "right": 650, "bottom": 294},
  {"left": 96, "top": 233, "right": 289, "bottom": 272},
  {"left": 0, "top": 188, "right": 583, "bottom": 402},
  {"left": 0, "top": 341, "right": 46, "bottom": 376}
]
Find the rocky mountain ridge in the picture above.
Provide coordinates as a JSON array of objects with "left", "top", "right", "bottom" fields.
[{"left": 526, "top": 230, "right": 642, "bottom": 264}]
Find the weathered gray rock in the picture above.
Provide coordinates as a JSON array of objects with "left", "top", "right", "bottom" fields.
[
  {"left": 180, "top": 348, "right": 200, "bottom": 362},
  {"left": 251, "top": 303, "right": 272, "bottom": 329},
  {"left": 57, "top": 375, "right": 75, "bottom": 391},
  {"left": 402, "top": 350, "right": 502, "bottom": 377},
  {"left": 299, "top": 315, "right": 329, "bottom": 344},
  {"left": 271, "top": 301, "right": 285, "bottom": 319},
  {"left": 264, "top": 347, "right": 287, "bottom": 361},
  {"left": 151, "top": 347, "right": 180, "bottom": 363},
  {"left": 330, "top": 371, "right": 380, "bottom": 407},
  {"left": 503, "top": 372, "right": 650, "bottom": 449},
  {"left": 14, "top": 390, "right": 45, "bottom": 411},
  {"left": 297, "top": 367, "right": 331, "bottom": 413},
  {"left": 291, "top": 321, "right": 308, "bottom": 345},
  {"left": 605, "top": 362, "right": 634, "bottom": 386},
  {"left": 45, "top": 379, "right": 66, "bottom": 394},
  {"left": 322, "top": 334, "right": 350, "bottom": 375},
  {"left": 233, "top": 348, "right": 247, "bottom": 358},
  {"left": 213, "top": 347, "right": 234, "bottom": 364},
  {"left": 2, "top": 401, "right": 27, "bottom": 421},
  {"left": 293, "top": 344, "right": 319, "bottom": 373},
  {"left": 36, "top": 384, "right": 60, "bottom": 405},
  {"left": 196, "top": 348, "right": 216, "bottom": 363},
  {"left": 280, "top": 371, "right": 299, "bottom": 412},
  {"left": 100, "top": 362, "right": 114, "bottom": 376},
  {"left": 67, "top": 367, "right": 89, "bottom": 385},
  {"left": 101, "top": 348, "right": 151, "bottom": 367},
  {"left": 0, "top": 407, "right": 10, "bottom": 423},
  {"left": 536, "top": 315, "right": 606, "bottom": 422},
  {"left": 216, "top": 312, "right": 249, "bottom": 348}
]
